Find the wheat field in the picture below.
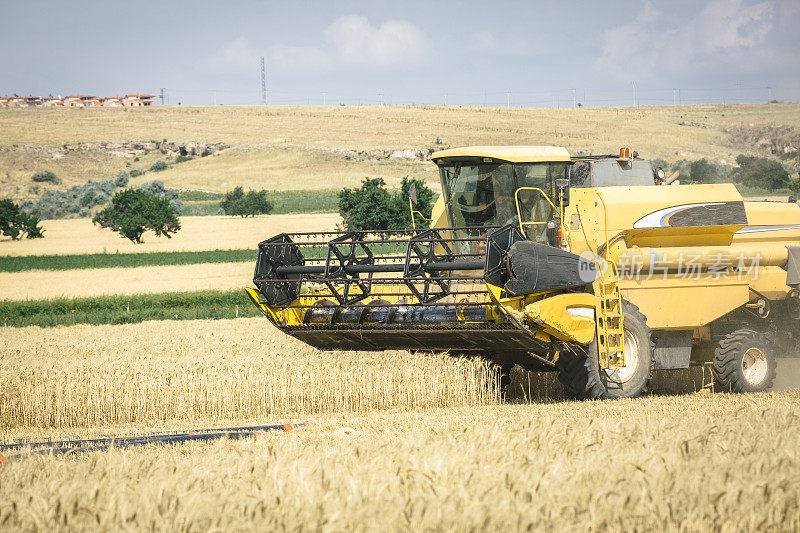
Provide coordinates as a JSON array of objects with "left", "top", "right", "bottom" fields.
[
  {"left": 1, "top": 396, "right": 798, "bottom": 530},
  {"left": 0, "top": 318, "right": 499, "bottom": 428}
]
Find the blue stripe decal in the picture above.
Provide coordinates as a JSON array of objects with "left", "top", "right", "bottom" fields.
[{"left": 735, "top": 225, "right": 800, "bottom": 233}]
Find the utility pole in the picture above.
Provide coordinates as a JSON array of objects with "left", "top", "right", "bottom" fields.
[
  {"left": 673, "top": 88, "right": 677, "bottom": 106},
  {"left": 583, "top": 88, "right": 587, "bottom": 107},
  {"left": 322, "top": 92, "right": 326, "bottom": 106},
  {"left": 159, "top": 88, "right": 166, "bottom": 105},
  {"left": 632, "top": 81, "right": 637, "bottom": 107},
  {"left": 443, "top": 93, "right": 447, "bottom": 106},
  {"left": 767, "top": 86, "right": 772, "bottom": 101},
  {"left": 213, "top": 90, "right": 217, "bottom": 106},
  {"left": 506, "top": 91, "right": 510, "bottom": 108},
  {"left": 571, "top": 88, "right": 576, "bottom": 108},
  {"left": 260, "top": 56, "right": 267, "bottom": 105}
]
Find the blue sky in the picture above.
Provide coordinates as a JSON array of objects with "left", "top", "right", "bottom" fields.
[{"left": 1, "top": 0, "right": 798, "bottom": 106}]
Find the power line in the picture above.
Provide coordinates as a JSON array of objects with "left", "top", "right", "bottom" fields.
[{"left": 260, "top": 56, "right": 267, "bottom": 105}]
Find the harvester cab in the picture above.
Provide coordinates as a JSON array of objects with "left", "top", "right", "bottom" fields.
[{"left": 247, "top": 145, "right": 800, "bottom": 400}]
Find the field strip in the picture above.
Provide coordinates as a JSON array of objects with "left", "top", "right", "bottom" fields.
[
  {"left": 1, "top": 397, "right": 799, "bottom": 530},
  {"left": 0, "top": 289, "right": 259, "bottom": 328},
  {"left": 0, "top": 317, "right": 499, "bottom": 428},
  {"left": 0, "top": 261, "right": 253, "bottom": 300},
  {"left": 0, "top": 212, "right": 340, "bottom": 256},
  {"left": 0, "top": 248, "right": 256, "bottom": 272}
]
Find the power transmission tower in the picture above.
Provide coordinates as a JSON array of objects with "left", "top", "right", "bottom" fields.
[
  {"left": 571, "top": 88, "right": 576, "bottom": 108},
  {"left": 767, "top": 86, "right": 772, "bottom": 101},
  {"left": 322, "top": 92, "right": 326, "bottom": 106},
  {"left": 260, "top": 56, "right": 267, "bottom": 105},
  {"left": 632, "top": 81, "right": 637, "bottom": 107},
  {"left": 673, "top": 88, "right": 677, "bottom": 106},
  {"left": 159, "top": 88, "right": 166, "bottom": 105},
  {"left": 506, "top": 91, "right": 510, "bottom": 108}
]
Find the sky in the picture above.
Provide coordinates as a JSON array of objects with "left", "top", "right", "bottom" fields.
[{"left": 1, "top": 0, "right": 799, "bottom": 107}]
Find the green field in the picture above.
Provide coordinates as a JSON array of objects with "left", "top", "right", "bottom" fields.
[
  {"left": 0, "top": 289, "right": 259, "bottom": 327},
  {"left": 0, "top": 248, "right": 257, "bottom": 272}
]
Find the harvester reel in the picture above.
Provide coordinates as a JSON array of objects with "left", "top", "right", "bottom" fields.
[
  {"left": 324, "top": 232, "right": 375, "bottom": 305},
  {"left": 484, "top": 224, "right": 526, "bottom": 288},
  {"left": 253, "top": 234, "right": 305, "bottom": 306},
  {"left": 404, "top": 228, "right": 454, "bottom": 303}
]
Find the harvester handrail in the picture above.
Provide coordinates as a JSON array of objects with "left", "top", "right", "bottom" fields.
[
  {"left": 593, "top": 189, "right": 610, "bottom": 259},
  {"left": 514, "top": 187, "right": 559, "bottom": 232}
]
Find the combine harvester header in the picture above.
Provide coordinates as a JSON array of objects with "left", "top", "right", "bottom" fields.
[{"left": 247, "top": 146, "right": 800, "bottom": 399}]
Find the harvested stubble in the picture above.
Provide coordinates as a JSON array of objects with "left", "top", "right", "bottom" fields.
[
  {"left": 0, "top": 260, "right": 254, "bottom": 300},
  {"left": 1, "top": 396, "right": 799, "bottom": 530},
  {"left": 0, "top": 318, "right": 499, "bottom": 428},
  {"left": 0, "top": 213, "right": 340, "bottom": 256}
]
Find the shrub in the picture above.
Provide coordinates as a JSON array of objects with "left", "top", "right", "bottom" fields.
[
  {"left": 115, "top": 170, "right": 130, "bottom": 188},
  {"left": 148, "top": 159, "right": 168, "bottom": 172},
  {"left": 174, "top": 155, "right": 192, "bottom": 163},
  {"left": 338, "top": 177, "right": 435, "bottom": 231},
  {"left": 221, "top": 187, "right": 274, "bottom": 217},
  {"left": 28, "top": 184, "right": 40, "bottom": 195},
  {"left": 733, "top": 155, "right": 790, "bottom": 191},
  {"left": 93, "top": 189, "right": 180, "bottom": 243},
  {"left": 130, "top": 169, "right": 145, "bottom": 177},
  {"left": 201, "top": 148, "right": 212, "bottom": 157},
  {"left": 139, "top": 180, "right": 182, "bottom": 213},
  {"left": 26, "top": 179, "right": 116, "bottom": 219},
  {"left": 0, "top": 198, "right": 44, "bottom": 239},
  {"left": 31, "top": 170, "right": 60, "bottom": 184}
]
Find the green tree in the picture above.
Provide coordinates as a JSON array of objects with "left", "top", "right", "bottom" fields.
[
  {"left": 688, "top": 159, "right": 719, "bottom": 183},
  {"left": 93, "top": 189, "right": 180, "bottom": 243},
  {"left": 338, "top": 177, "right": 435, "bottom": 231},
  {"left": 733, "top": 155, "right": 790, "bottom": 191},
  {"left": 221, "top": 187, "right": 274, "bottom": 217},
  {"left": 0, "top": 199, "right": 44, "bottom": 239}
]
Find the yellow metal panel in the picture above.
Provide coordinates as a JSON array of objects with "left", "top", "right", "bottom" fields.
[
  {"left": 523, "top": 292, "right": 597, "bottom": 344},
  {"left": 431, "top": 195, "right": 447, "bottom": 228},
  {"left": 619, "top": 277, "right": 749, "bottom": 329},
  {"left": 431, "top": 145, "right": 571, "bottom": 163}
]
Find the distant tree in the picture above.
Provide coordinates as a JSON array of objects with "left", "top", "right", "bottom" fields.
[
  {"left": 93, "top": 189, "right": 180, "bottom": 243},
  {"left": 733, "top": 155, "right": 790, "bottom": 191},
  {"left": 0, "top": 199, "right": 44, "bottom": 239},
  {"left": 338, "top": 177, "right": 435, "bottom": 231},
  {"left": 688, "top": 159, "right": 720, "bottom": 183},
  {"left": 221, "top": 187, "right": 274, "bottom": 217}
]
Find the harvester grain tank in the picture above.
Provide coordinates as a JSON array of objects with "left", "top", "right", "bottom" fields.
[{"left": 247, "top": 146, "right": 800, "bottom": 399}]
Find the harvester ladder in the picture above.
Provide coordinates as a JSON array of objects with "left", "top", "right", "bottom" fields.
[{"left": 595, "top": 260, "right": 625, "bottom": 371}]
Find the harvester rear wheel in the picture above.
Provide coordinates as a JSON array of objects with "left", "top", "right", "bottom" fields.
[
  {"left": 712, "top": 329, "right": 776, "bottom": 393},
  {"left": 556, "top": 300, "right": 653, "bottom": 400}
]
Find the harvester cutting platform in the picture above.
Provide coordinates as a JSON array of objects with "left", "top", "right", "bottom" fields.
[{"left": 246, "top": 146, "right": 800, "bottom": 399}]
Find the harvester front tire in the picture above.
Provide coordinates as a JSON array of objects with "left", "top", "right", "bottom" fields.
[
  {"left": 713, "top": 329, "right": 776, "bottom": 393},
  {"left": 556, "top": 301, "right": 653, "bottom": 400}
]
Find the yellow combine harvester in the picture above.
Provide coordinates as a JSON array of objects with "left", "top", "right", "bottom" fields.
[{"left": 246, "top": 146, "right": 800, "bottom": 399}]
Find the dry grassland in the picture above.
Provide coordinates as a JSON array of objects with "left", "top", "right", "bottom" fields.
[
  {"left": 0, "top": 213, "right": 339, "bottom": 256},
  {"left": 0, "top": 318, "right": 498, "bottom": 428},
  {"left": 0, "top": 261, "right": 253, "bottom": 300},
  {"left": 2, "top": 103, "right": 798, "bottom": 196},
  {"left": 0, "top": 395, "right": 798, "bottom": 531}
]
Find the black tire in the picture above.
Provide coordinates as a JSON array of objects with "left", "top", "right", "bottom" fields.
[
  {"left": 556, "top": 300, "right": 653, "bottom": 400},
  {"left": 713, "top": 329, "right": 776, "bottom": 393}
]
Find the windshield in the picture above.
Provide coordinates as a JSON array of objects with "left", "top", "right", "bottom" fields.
[{"left": 438, "top": 160, "right": 568, "bottom": 243}]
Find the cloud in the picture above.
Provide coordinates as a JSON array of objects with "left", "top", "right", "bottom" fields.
[
  {"left": 596, "top": 0, "right": 778, "bottom": 81},
  {"left": 202, "top": 15, "right": 429, "bottom": 78},
  {"left": 324, "top": 15, "right": 428, "bottom": 67}
]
